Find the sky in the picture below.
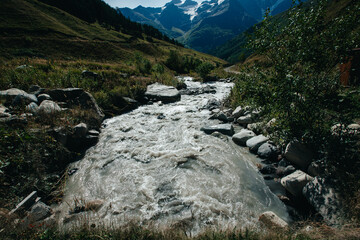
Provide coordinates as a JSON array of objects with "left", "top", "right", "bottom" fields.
[{"left": 104, "top": 0, "right": 203, "bottom": 9}]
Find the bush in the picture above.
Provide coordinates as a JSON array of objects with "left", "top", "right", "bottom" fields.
[{"left": 196, "top": 62, "right": 214, "bottom": 80}]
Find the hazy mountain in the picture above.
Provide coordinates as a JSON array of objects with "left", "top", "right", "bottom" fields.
[{"left": 118, "top": 0, "right": 294, "bottom": 53}]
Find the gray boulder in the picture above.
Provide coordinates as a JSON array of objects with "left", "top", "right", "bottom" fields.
[
  {"left": 303, "top": 178, "right": 343, "bottom": 225},
  {"left": 237, "top": 114, "right": 253, "bottom": 125},
  {"left": 0, "top": 88, "right": 37, "bottom": 106},
  {"left": 280, "top": 170, "right": 313, "bottom": 197},
  {"left": 257, "top": 143, "right": 278, "bottom": 159},
  {"left": 232, "top": 106, "right": 245, "bottom": 119},
  {"left": 201, "top": 124, "right": 234, "bottom": 136},
  {"left": 284, "top": 141, "right": 313, "bottom": 169},
  {"left": 38, "top": 100, "right": 61, "bottom": 114},
  {"left": 202, "top": 98, "right": 221, "bottom": 110},
  {"left": 76, "top": 91, "right": 105, "bottom": 121},
  {"left": 145, "top": 83, "right": 181, "bottom": 103},
  {"left": 27, "top": 201, "right": 52, "bottom": 222},
  {"left": 246, "top": 135, "right": 269, "bottom": 153},
  {"left": 209, "top": 111, "right": 228, "bottom": 122},
  {"left": 26, "top": 102, "right": 39, "bottom": 114},
  {"left": 47, "top": 88, "right": 84, "bottom": 102},
  {"left": 232, "top": 129, "right": 256, "bottom": 146}
]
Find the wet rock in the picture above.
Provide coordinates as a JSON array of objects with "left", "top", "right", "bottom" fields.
[
  {"left": 278, "top": 159, "right": 290, "bottom": 167},
  {"left": 283, "top": 165, "right": 296, "bottom": 176},
  {"left": 25, "top": 102, "right": 39, "bottom": 114},
  {"left": 68, "top": 168, "right": 79, "bottom": 176},
  {"left": 37, "top": 94, "right": 52, "bottom": 103},
  {"left": 202, "top": 98, "right": 221, "bottom": 110},
  {"left": 281, "top": 170, "right": 313, "bottom": 197},
  {"left": 201, "top": 85, "right": 216, "bottom": 94},
  {"left": 257, "top": 143, "right": 278, "bottom": 160},
  {"left": 303, "top": 177, "right": 343, "bottom": 225},
  {"left": 210, "top": 131, "right": 229, "bottom": 141},
  {"left": 88, "top": 130, "right": 100, "bottom": 136},
  {"left": 201, "top": 124, "right": 234, "bottom": 136},
  {"left": 259, "top": 211, "right": 288, "bottom": 229},
  {"left": 73, "top": 123, "right": 88, "bottom": 138},
  {"left": 38, "top": 100, "right": 61, "bottom": 114},
  {"left": 145, "top": 83, "right": 181, "bottom": 103},
  {"left": 237, "top": 114, "right": 253, "bottom": 125},
  {"left": 232, "top": 129, "right": 256, "bottom": 146},
  {"left": 284, "top": 140, "right": 313, "bottom": 169},
  {"left": 209, "top": 111, "right": 228, "bottom": 122},
  {"left": 246, "top": 135, "right": 269, "bottom": 153}
]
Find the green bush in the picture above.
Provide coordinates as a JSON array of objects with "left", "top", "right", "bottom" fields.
[{"left": 196, "top": 62, "right": 214, "bottom": 80}]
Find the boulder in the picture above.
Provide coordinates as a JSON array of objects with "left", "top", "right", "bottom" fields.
[
  {"left": 88, "top": 130, "right": 100, "bottom": 136},
  {"left": 202, "top": 98, "right": 221, "bottom": 110},
  {"left": 145, "top": 83, "right": 181, "bottom": 103},
  {"left": 283, "top": 165, "right": 296, "bottom": 176},
  {"left": 38, "top": 100, "right": 61, "bottom": 114},
  {"left": 201, "top": 124, "right": 234, "bottom": 136},
  {"left": 259, "top": 211, "right": 288, "bottom": 229},
  {"left": 247, "top": 122, "right": 264, "bottom": 134},
  {"left": 25, "top": 102, "right": 39, "bottom": 114},
  {"left": 257, "top": 143, "right": 278, "bottom": 160},
  {"left": 0, "top": 88, "right": 37, "bottom": 106},
  {"left": 232, "top": 129, "right": 256, "bottom": 146},
  {"left": 75, "top": 91, "right": 105, "bottom": 121},
  {"left": 73, "top": 123, "right": 88, "bottom": 138},
  {"left": 37, "top": 94, "right": 52, "bottom": 103},
  {"left": 201, "top": 85, "right": 216, "bottom": 94},
  {"left": 284, "top": 141, "right": 313, "bottom": 169},
  {"left": 47, "top": 88, "right": 84, "bottom": 102},
  {"left": 209, "top": 111, "right": 228, "bottom": 122},
  {"left": 232, "top": 106, "right": 244, "bottom": 119},
  {"left": 307, "top": 161, "right": 324, "bottom": 177},
  {"left": 303, "top": 178, "right": 343, "bottom": 225},
  {"left": 237, "top": 114, "right": 253, "bottom": 125},
  {"left": 0, "top": 104, "right": 11, "bottom": 118},
  {"left": 246, "top": 135, "right": 269, "bottom": 153},
  {"left": 28, "top": 85, "right": 41, "bottom": 93},
  {"left": 280, "top": 170, "right": 313, "bottom": 197},
  {"left": 259, "top": 164, "right": 276, "bottom": 174}
]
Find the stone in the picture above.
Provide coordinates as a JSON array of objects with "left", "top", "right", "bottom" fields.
[
  {"left": 46, "top": 88, "right": 84, "bottom": 102},
  {"left": 76, "top": 91, "right": 105, "bottom": 121},
  {"left": 281, "top": 170, "right": 313, "bottom": 197},
  {"left": 303, "top": 177, "right": 343, "bottom": 225},
  {"left": 25, "top": 102, "right": 39, "bottom": 114},
  {"left": 38, "top": 100, "right": 61, "bottom": 114},
  {"left": 37, "top": 94, "right": 52, "bottom": 103},
  {"left": 88, "top": 130, "right": 100, "bottom": 136},
  {"left": 9, "top": 191, "right": 37, "bottom": 215},
  {"left": 232, "top": 129, "right": 256, "bottom": 146},
  {"left": 278, "top": 159, "right": 290, "bottom": 167},
  {"left": 246, "top": 135, "right": 269, "bottom": 153},
  {"left": 28, "top": 85, "right": 41, "bottom": 93},
  {"left": 209, "top": 111, "right": 228, "bottom": 122},
  {"left": 0, "top": 88, "right": 37, "bottom": 107},
  {"left": 257, "top": 143, "right": 278, "bottom": 160},
  {"left": 202, "top": 98, "right": 221, "bottom": 110},
  {"left": 259, "top": 211, "right": 288, "bottom": 229},
  {"left": 201, "top": 124, "right": 234, "bottom": 136},
  {"left": 81, "top": 70, "right": 98, "bottom": 78},
  {"left": 0, "top": 104, "right": 10, "bottom": 118},
  {"left": 73, "top": 123, "right": 88, "bottom": 138},
  {"left": 232, "top": 106, "right": 244, "bottom": 119},
  {"left": 145, "top": 83, "right": 181, "bottom": 103},
  {"left": 201, "top": 85, "right": 216, "bottom": 94},
  {"left": 237, "top": 114, "right": 253, "bottom": 125},
  {"left": 284, "top": 141, "right": 313, "bottom": 169},
  {"left": 27, "top": 201, "right": 52, "bottom": 222}
]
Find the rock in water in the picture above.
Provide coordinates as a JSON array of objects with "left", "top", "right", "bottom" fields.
[
  {"left": 201, "top": 124, "right": 234, "bottom": 136},
  {"left": 232, "top": 129, "right": 256, "bottom": 146},
  {"left": 145, "top": 83, "right": 181, "bottom": 103}
]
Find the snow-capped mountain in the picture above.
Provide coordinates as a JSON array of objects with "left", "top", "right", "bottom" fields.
[{"left": 118, "top": 0, "right": 294, "bottom": 53}]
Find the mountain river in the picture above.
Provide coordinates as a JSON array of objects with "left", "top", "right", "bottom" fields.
[{"left": 59, "top": 77, "right": 289, "bottom": 234}]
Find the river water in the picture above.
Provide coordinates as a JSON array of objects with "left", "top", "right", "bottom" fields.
[{"left": 59, "top": 77, "right": 289, "bottom": 234}]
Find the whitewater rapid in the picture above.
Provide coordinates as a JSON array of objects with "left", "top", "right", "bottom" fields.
[{"left": 59, "top": 77, "right": 288, "bottom": 234}]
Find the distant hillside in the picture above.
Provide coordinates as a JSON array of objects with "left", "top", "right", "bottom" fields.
[
  {"left": 212, "top": 0, "right": 354, "bottom": 63},
  {"left": 0, "top": 0, "right": 222, "bottom": 64}
]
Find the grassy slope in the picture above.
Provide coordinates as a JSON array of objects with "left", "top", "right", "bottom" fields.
[{"left": 0, "top": 0, "right": 224, "bottom": 64}]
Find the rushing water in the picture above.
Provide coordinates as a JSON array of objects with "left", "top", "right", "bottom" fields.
[{"left": 59, "top": 77, "right": 289, "bottom": 234}]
